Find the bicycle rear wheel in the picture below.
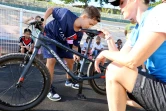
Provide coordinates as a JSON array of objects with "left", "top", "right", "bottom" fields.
[
  {"left": 87, "top": 61, "right": 109, "bottom": 95},
  {"left": 0, "top": 53, "right": 51, "bottom": 111}
]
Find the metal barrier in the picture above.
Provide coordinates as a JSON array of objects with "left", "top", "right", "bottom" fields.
[{"left": 0, "top": 4, "right": 126, "bottom": 54}]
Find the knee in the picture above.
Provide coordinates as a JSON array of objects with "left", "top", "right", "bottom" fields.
[
  {"left": 105, "top": 63, "right": 124, "bottom": 84},
  {"left": 47, "top": 58, "right": 56, "bottom": 66},
  {"left": 20, "top": 48, "right": 25, "bottom": 53}
]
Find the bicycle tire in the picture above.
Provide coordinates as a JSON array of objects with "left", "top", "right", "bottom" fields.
[
  {"left": 0, "top": 53, "right": 51, "bottom": 111},
  {"left": 87, "top": 62, "right": 109, "bottom": 95}
]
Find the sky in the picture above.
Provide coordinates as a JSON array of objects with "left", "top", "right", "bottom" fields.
[
  {"left": 52, "top": 0, "right": 160, "bottom": 9},
  {"left": 52, "top": 0, "right": 119, "bottom": 9}
]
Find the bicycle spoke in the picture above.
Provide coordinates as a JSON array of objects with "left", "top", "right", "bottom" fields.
[
  {"left": 16, "top": 88, "right": 27, "bottom": 104},
  {"left": 11, "top": 87, "right": 17, "bottom": 105},
  {"left": 9, "top": 63, "right": 16, "bottom": 83},
  {"left": 4, "top": 87, "right": 17, "bottom": 105},
  {"left": 18, "top": 64, "right": 21, "bottom": 77},
  {"left": 24, "top": 66, "right": 35, "bottom": 81},
  {"left": 21, "top": 86, "right": 34, "bottom": 97},
  {"left": 0, "top": 84, "right": 15, "bottom": 98}
]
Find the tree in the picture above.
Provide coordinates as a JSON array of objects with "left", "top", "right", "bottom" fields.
[
  {"left": 61, "top": 0, "right": 89, "bottom": 7},
  {"left": 149, "top": 1, "right": 162, "bottom": 7}
]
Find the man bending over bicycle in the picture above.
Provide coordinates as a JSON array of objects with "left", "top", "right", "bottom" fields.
[{"left": 43, "top": 6, "right": 101, "bottom": 101}]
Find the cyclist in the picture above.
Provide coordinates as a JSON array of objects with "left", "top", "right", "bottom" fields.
[
  {"left": 43, "top": 6, "right": 101, "bottom": 101},
  {"left": 95, "top": 1, "right": 166, "bottom": 111}
]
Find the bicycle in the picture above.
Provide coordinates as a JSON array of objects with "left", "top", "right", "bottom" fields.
[{"left": 0, "top": 20, "right": 108, "bottom": 111}]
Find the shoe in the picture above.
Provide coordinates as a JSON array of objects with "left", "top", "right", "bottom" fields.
[
  {"left": 65, "top": 80, "right": 79, "bottom": 89},
  {"left": 47, "top": 86, "right": 61, "bottom": 101},
  {"left": 141, "top": 69, "right": 146, "bottom": 72}
]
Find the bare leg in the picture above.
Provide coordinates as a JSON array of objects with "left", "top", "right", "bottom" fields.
[
  {"left": 106, "top": 79, "right": 127, "bottom": 111},
  {"left": 21, "top": 48, "right": 25, "bottom": 53},
  {"left": 126, "top": 95, "right": 143, "bottom": 109},
  {"left": 127, "top": 100, "right": 143, "bottom": 108},
  {"left": 64, "top": 58, "right": 74, "bottom": 79},
  {"left": 106, "top": 62, "right": 138, "bottom": 111},
  {"left": 46, "top": 58, "right": 56, "bottom": 83}
]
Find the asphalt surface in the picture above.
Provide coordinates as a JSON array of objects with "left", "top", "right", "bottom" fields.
[
  {"left": 0, "top": 60, "right": 146, "bottom": 111},
  {"left": 32, "top": 63, "right": 145, "bottom": 111}
]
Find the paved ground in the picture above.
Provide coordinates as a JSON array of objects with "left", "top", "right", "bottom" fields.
[
  {"left": 32, "top": 63, "right": 145, "bottom": 111},
  {"left": 0, "top": 61, "right": 145, "bottom": 111}
]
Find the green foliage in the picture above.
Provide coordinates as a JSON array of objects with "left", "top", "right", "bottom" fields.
[
  {"left": 149, "top": 1, "right": 162, "bottom": 7},
  {"left": 61, "top": 0, "right": 89, "bottom": 7}
]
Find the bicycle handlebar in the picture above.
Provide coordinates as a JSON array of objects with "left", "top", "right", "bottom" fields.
[
  {"left": 29, "top": 18, "right": 44, "bottom": 32},
  {"left": 29, "top": 18, "right": 44, "bottom": 25}
]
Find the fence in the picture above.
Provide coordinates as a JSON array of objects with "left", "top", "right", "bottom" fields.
[
  {"left": 0, "top": 4, "right": 126, "bottom": 54},
  {"left": 0, "top": 4, "right": 47, "bottom": 54}
]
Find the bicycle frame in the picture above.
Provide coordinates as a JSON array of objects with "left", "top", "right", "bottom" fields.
[{"left": 17, "top": 32, "right": 105, "bottom": 84}]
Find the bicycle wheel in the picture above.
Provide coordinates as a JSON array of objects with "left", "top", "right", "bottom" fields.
[
  {"left": 87, "top": 61, "right": 110, "bottom": 95},
  {"left": 0, "top": 53, "right": 51, "bottom": 111}
]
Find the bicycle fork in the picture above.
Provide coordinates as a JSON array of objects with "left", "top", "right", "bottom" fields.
[{"left": 17, "top": 43, "right": 40, "bottom": 87}]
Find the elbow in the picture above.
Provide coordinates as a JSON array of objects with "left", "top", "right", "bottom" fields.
[{"left": 125, "top": 59, "right": 138, "bottom": 70}]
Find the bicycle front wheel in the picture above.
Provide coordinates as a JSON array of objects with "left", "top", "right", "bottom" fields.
[{"left": 0, "top": 53, "right": 51, "bottom": 111}]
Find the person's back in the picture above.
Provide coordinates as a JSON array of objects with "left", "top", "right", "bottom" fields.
[{"left": 139, "top": 4, "right": 166, "bottom": 82}]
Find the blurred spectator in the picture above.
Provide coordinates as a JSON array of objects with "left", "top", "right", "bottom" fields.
[
  {"left": 115, "top": 39, "right": 123, "bottom": 51},
  {"left": 24, "top": 15, "right": 45, "bottom": 62},
  {"left": 24, "top": 15, "right": 42, "bottom": 40},
  {"left": 81, "top": 37, "right": 93, "bottom": 59},
  {"left": 92, "top": 36, "right": 104, "bottom": 57},
  {"left": 19, "top": 28, "right": 34, "bottom": 54},
  {"left": 124, "top": 19, "right": 136, "bottom": 40}
]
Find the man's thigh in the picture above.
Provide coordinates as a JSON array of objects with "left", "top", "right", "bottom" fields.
[{"left": 127, "top": 71, "right": 166, "bottom": 111}]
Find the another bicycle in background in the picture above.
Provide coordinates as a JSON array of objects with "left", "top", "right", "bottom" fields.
[{"left": 0, "top": 20, "right": 108, "bottom": 111}]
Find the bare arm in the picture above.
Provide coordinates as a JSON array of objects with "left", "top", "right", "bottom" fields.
[
  {"left": 24, "top": 17, "right": 34, "bottom": 25},
  {"left": 106, "top": 38, "right": 119, "bottom": 51},
  {"left": 43, "top": 7, "right": 54, "bottom": 25},
  {"left": 100, "top": 32, "right": 166, "bottom": 69},
  {"left": 20, "top": 43, "right": 26, "bottom": 48},
  {"left": 97, "top": 29, "right": 119, "bottom": 51}
]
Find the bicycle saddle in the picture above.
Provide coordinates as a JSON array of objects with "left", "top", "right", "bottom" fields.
[{"left": 81, "top": 29, "right": 102, "bottom": 37}]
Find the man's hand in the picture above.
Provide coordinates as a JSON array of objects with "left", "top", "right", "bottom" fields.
[
  {"left": 73, "top": 54, "right": 80, "bottom": 62},
  {"left": 97, "top": 29, "right": 112, "bottom": 40},
  {"left": 95, "top": 51, "right": 106, "bottom": 73}
]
